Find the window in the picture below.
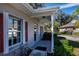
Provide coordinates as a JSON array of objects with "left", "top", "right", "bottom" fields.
[{"left": 8, "top": 16, "right": 22, "bottom": 47}]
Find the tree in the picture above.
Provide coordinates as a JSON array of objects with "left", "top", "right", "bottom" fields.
[
  {"left": 72, "top": 7, "right": 79, "bottom": 28},
  {"left": 54, "top": 20, "right": 60, "bottom": 32},
  {"left": 44, "top": 23, "right": 51, "bottom": 32},
  {"left": 72, "top": 7, "right": 79, "bottom": 17},
  {"left": 56, "top": 10, "right": 73, "bottom": 26},
  {"left": 54, "top": 21, "right": 59, "bottom": 28}
]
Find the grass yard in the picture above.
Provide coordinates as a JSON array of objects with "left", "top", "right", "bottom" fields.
[
  {"left": 59, "top": 32, "right": 79, "bottom": 37},
  {"left": 54, "top": 39, "right": 73, "bottom": 56},
  {"left": 54, "top": 33, "right": 79, "bottom": 56},
  {"left": 73, "top": 32, "right": 79, "bottom": 37}
]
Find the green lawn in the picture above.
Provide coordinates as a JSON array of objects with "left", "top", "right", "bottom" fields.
[
  {"left": 54, "top": 39, "right": 73, "bottom": 56},
  {"left": 54, "top": 33, "right": 79, "bottom": 56}
]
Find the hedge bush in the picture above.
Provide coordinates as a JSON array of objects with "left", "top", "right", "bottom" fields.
[
  {"left": 42, "top": 32, "right": 51, "bottom": 40},
  {"left": 54, "top": 34, "right": 73, "bottom": 56}
]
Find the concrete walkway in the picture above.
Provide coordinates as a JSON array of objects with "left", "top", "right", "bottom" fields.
[
  {"left": 58, "top": 35, "right": 79, "bottom": 41},
  {"left": 30, "top": 40, "right": 50, "bottom": 56}
]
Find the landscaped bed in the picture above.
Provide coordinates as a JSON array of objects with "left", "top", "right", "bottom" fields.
[
  {"left": 54, "top": 40, "right": 73, "bottom": 56},
  {"left": 54, "top": 33, "right": 79, "bottom": 56},
  {"left": 54, "top": 33, "right": 73, "bottom": 56}
]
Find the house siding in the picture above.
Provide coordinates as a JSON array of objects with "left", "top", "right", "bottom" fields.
[{"left": 0, "top": 4, "right": 42, "bottom": 54}]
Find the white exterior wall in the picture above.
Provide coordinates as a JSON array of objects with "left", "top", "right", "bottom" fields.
[
  {"left": 73, "top": 28, "right": 79, "bottom": 32},
  {"left": 59, "top": 29, "right": 66, "bottom": 32},
  {"left": 0, "top": 4, "right": 42, "bottom": 53}
]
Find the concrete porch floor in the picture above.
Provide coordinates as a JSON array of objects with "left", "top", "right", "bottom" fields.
[
  {"left": 0, "top": 40, "right": 51, "bottom": 56},
  {"left": 30, "top": 40, "right": 51, "bottom": 56}
]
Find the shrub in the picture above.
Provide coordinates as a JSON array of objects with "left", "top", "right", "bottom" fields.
[
  {"left": 42, "top": 32, "right": 51, "bottom": 40},
  {"left": 54, "top": 33, "right": 57, "bottom": 38},
  {"left": 61, "top": 40, "right": 73, "bottom": 53},
  {"left": 54, "top": 39, "right": 73, "bottom": 56},
  {"left": 54, "top": 33, "right": 61, "bottom": 46},
  {"left": 59, "top": 31, "right": 67, "bottom": 34},
  {"left": 61, "top": 40, "right": 69, "bottom": 46},
  {"left": 54, "top": 45, "right": 68, "bottom": 56}
]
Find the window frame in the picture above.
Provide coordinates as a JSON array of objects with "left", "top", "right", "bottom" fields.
[{"left": 8, "top": 15, "right": 23, "bottom": 48}]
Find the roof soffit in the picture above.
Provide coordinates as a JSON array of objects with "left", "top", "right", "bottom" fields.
[{"left": 9, "top": 3, "right": 59, "bottom": 17}]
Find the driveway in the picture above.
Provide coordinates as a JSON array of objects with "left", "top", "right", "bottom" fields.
[{"left": 58, "top": 35, "right": 79, "bottom": 41}]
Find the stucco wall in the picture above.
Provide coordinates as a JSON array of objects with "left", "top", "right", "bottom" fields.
[{"left": 73, "top": 28, "right": 79, "bottom": 32}]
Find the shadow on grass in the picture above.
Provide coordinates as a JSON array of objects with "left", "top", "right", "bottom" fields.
[
  {"left": 54, "top": 36, "right": 74, "bottom": 56},
  {"left": 58, "top": 36, "right": 79, "bottom": 48},
  {"left": 57, "top": 36, "right": 66, "bottom": 40},
  {"left": 68, "top": 40, "right": 79, "bottom": 48},
  {"left": 68, "top": 40, "right": 79, "bottom": 56}
]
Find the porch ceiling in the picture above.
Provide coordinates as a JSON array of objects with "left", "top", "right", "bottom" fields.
[
  {"left": 39, "top": 17, "right": 51, "bottom": 23},
  {"left": 9, "top": 3, "right": 59, "bottom": 18},
  {"left": 31, "top": 6, "right": 59, "bottom": 17}
]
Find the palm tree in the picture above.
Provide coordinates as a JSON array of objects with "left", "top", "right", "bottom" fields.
[
  {"left": 72, "top": 7, "right": 79, "bottom": 17},
  {"left": 75, "top": 20, "right": 79, "bottom": 28}
]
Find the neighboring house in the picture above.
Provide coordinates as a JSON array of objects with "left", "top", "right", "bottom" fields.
[
  {"left": 0, "top": 3, "right": 58, "bottom": 55},
  {"left": 59, "top": 19, "right": 79, "bottom": 34}
]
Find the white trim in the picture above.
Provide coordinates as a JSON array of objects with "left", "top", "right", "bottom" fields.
[
  {"left": 8, "top": 13, "right": 24, "bottom": 21},
  {"left": 8, "top": 15, "right": 23, "bottom": 49},
  {"left": 3, "top": 12, "right": 24, "bottom": 54},
  {"left": 22, "top": 3, "right": 59, "bottom": 14},
  {"left": 10, "top": 4, "right": 59, "bottom": 17},
  {"left": 33, "top": 6, "right": 59, "bottom": 13},
  {"left": 9, "top": 42, "right": 22, "bottom": 49},
  {"left": 3, "top": 12, "right": 9, "bottom": 54},
  {"left": 50, "top": 14, "right": 55, "bottom": 53},
  {"left": 9, "top": 43, "right": 22, "bottom": 52},
  {"left": 22, "top": 3, "right": 34, "bottom": 13},
  {"left": 23, "top": 20, "right": 26, "bottom": 44}
]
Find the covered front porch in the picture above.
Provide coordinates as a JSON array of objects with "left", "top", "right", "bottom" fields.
[
  {"left": 2, "top": 40, "right": 50, "bottom": 56},
  {"left": 0, "top": 3, "right": 59, "bottom": 56}
]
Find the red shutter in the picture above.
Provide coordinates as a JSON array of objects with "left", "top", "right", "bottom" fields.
[
  {"left": 25, "top": 22, "right": 28, "bottom": 42},
  {"left": 0, "top": 13, "right": 4, "bottom": 53}
]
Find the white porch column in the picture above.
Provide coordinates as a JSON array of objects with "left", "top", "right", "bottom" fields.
[
  {"left": 50, "top": 14, "right": 55, "bottom": 53},
  {"left": 3, "top": 12, "right": 9, "bottom": 54},
  {"left": 23, "top": 20, "right": 26, "bottom": 44}
]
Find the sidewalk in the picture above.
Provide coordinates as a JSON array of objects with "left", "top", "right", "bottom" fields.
[{"left": 58, "top": 35, "right": 79, "bottom": 41}]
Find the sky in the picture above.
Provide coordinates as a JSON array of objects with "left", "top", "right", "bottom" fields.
[{"left": 43, "top": 3, "right": 79, "bottom": 15}]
